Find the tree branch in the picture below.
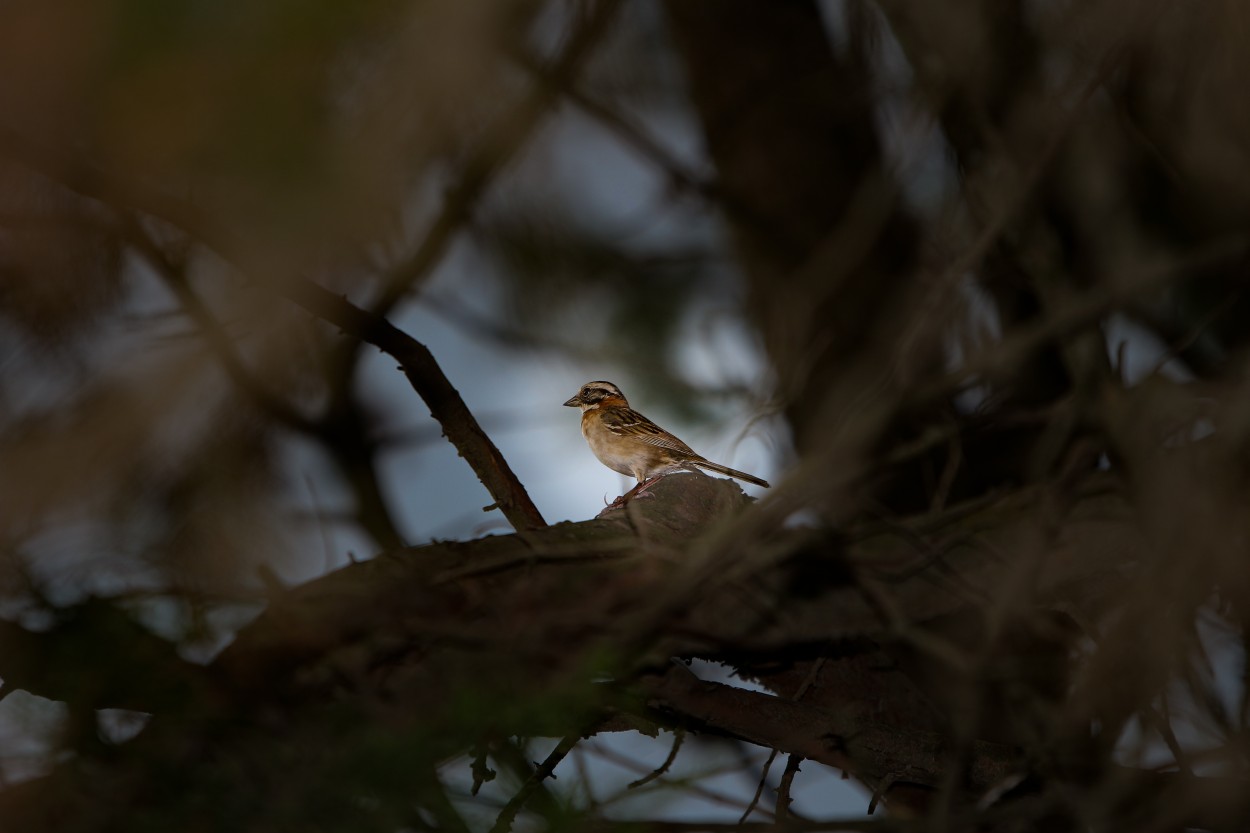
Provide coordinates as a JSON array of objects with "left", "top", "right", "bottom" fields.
[
  {"left": 636, "top": 662, "right": 1020, "bottom": 796},
  {"left": 0, "top": 124, "right": 548, "bottom": 533},
  {"left": 490, "top": 735, "right": 581, "bottom": 833},
  {"left": 281, "top": 278, "right": 548, "bottom": 531},
  {"left": 370, "top": 0, "right": 624, "bottom": 319}
]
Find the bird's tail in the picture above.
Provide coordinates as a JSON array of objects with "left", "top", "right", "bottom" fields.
[{"left": 689, "top": 459, "right": 770, "bottom": 488}]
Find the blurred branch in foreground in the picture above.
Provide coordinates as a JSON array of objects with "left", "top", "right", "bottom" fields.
[{"left": 2, "top": 0, "right": 1250, "bottom": 831}]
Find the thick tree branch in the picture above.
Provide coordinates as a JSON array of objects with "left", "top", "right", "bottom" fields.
[
  {"left": 0, "top": 466, "right": 1243, "bottom": 830},
  {"left": 636, "top": 662, "right": 1020, "bottom": 796}
]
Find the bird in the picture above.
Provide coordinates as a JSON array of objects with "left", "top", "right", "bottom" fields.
[{"left": 563, "top": 380, "right": 769, "bottom": 503}]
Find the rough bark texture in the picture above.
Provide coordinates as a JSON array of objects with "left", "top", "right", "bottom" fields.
[
  {"left": 0, "top": 469, "right": 1148, "bottom": 826},
  {"left": 3, "top": 1, "right": 1250, "bottom": 830}
]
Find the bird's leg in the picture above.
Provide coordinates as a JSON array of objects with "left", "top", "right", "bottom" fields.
[
  {"left": 627, "top": 474, "right": 663, "bottom": 501},
  {"left": 605, "top": 475, "right": 663, "bottom": 509}
]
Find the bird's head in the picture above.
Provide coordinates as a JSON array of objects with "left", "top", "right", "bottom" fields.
[{"left": 563, "top": 380, "right": 627, "bottom": 411}]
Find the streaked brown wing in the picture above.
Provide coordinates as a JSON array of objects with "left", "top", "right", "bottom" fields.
[{"left": 599, "top": 407, "right": 698, "bottom": 456}]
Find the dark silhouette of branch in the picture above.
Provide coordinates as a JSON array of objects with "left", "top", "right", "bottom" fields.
[
  {"left": 123, "top": 220, "right": 411, "bottom": 549},
  {"left": 490, "top": 735, "right": 581, "bottom": 833},
  {"left": 369, "top": 0, "right": 624, "bottom": 320},
  {"left": 637, "top": 662, "right": 1020, "bottom": 796},
  {"left": 626, "top": 728, "right": 685, "bottom": 789},
  {"left": 124, "top": 221, "right": 315, "bottom": 432},
  {"left": 776, "top": 753, "right": 803, "bottom": 821},
  {"left": 6, "top": 6, "right": 1250, "bottom": 831},
  {"left": 0, "top": 469, "right": 1245, "bottom": 830},
  {"left": 0, "top": 124, "right": 548, "bottom": 533},
  {"left": 281, "top": 278, "right": 548, "bottom": 531}
]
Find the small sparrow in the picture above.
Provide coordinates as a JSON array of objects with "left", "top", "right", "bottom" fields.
[{"left": 563, "top": 380, "right": 769, "bottom": 502}]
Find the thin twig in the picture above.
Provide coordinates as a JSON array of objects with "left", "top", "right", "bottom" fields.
[
  {"left": 124, "top": 218, "right": 314, "bottom": 433},
  {"left": 1140, "top": 284, "right": 1245, "bottom": 379},
  {"left": 932, "top": 233, "right": 1250, "bottom": 403},
  {"left": 793, "top": 657, "right": 827, "bottom": 702},
  {"left": 370, "top": 0, "right": 624, "bottom": 319},
  {"left": 776, "top": 753, "right": 804, "bottom": 821},
  {"left": 627, "top": 729, "right": 686, "bottom": 789},
  {"left": 761, "top": 660, "right": 824, "bottom": 822},
  {"left": 741, "top": 658, "right": 826, "bottom": 823},
  {"left": 489, "top": 734, "right": 580, "bottom": 833},
  {"left": 1149, "top": 696, "right": 1194, "bottom": 777},
  {"left": 276, "top": 277, "right": 549, "bottom": 531},
  {"left": 0, "top": 123, "right": 550, "bottom": 534},
  {"left": 929, "top": 435, "right": 962, "bottom": 514},
  {"left": 588, "top": 739, "right": 776, "bottom": 818},
  {"left": 739, "top": 749, "right": 780, "bottom": 823},
  {"left": 470, "top": 740, "right": 498, "bottom": 797},
  {"left": 866, "top": 772, "right": 898, "bottom": 816},
  {"left": 511, "top": 45, "right": 721, "bottom": 207}
]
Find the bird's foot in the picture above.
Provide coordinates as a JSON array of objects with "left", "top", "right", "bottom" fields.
[
  {"left": 602, "top": 477, "right": 662, "bottom": 511},
  {"left": 623, "top": 475, "right": 663, "bottom": 502}
]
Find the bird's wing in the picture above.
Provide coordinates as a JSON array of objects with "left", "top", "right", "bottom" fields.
[{"left": 599, "top": 407, "right": 698, "bottom": 456}]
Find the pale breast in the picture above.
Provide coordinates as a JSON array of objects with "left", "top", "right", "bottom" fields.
[{"left": 582, "top": 417, "right": 639, "bottom": 478}]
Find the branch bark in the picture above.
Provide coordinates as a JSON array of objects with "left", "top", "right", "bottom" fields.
[
  {"left": 283, "top": 278, "right": 548, "bottom": 531},
  {"left": 0, "top": 469, "right": 1237, "bottom": 830},
  {"left": 637, "top": 662, "right": 1020, "bottom": 795}
]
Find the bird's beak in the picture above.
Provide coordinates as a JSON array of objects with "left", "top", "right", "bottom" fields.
[{"left": 563, "top": 395, "right": 581, "bottom": 408}]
